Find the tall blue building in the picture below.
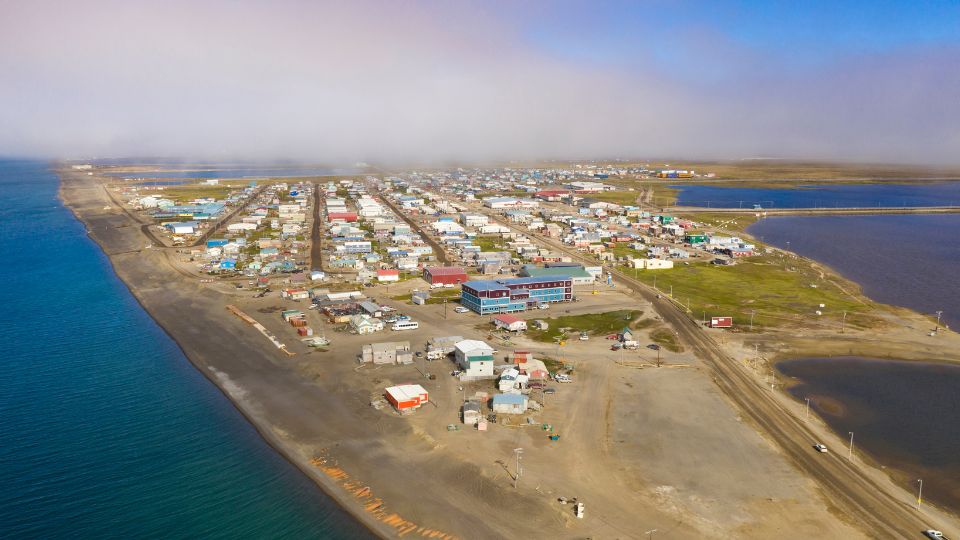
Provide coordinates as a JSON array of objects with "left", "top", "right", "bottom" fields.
[{"left": 460, "top": 276, "right": 572, "bottom": 315}]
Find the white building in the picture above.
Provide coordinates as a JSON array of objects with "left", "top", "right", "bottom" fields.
[
  {"left": 454, "top": 339, "right": 495, "bottom": 378},
  {"left": 350, "top": 314, "right": 384, "bottom": 335},
  {"left": 631, "top": 258, "right": 675, "bottom": 270}
]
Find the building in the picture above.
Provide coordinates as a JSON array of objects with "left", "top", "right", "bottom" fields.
[
  {"left": 423, "top": 266, "right": 468, "bottom": 286},
  {"left": 631, "top": 258, "right": 675, "bottom": 270},
  {"left": 491, "top": 393, "right": 528, "bottom": 414},
  {"left": 460, "top": 276, "right": 573, "bottom": 315},
  {"left": 520, "top": 265, "right": 594, "bottom": 286},
  {"left": 462, "top": 401, "right": 482, "bottom": 425},
  {"left": 281, "top": 288, "right": 310, "bottom": 300},
  {"left": 385, "top": 384, "right": 428, "bottom": 412},
  {"left": 454, "top": 339, "right": 495, "bottom": 378},
  {"left": 517, "top": 357, "right": 550, "bottom": 380},
  {"left": 493, "top": 314, "right": 527, "bottom": 332},
  {"left": 350, "top": 314, "right": 384, "bottom": 334},
  {"left": 361, "top": 341, "right": 413, "bottom": 365},
  {"left": 376, "top": 269, "right": 400, "bottom": 282}
]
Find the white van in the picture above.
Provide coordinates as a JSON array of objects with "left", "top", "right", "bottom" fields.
[{"left": 391, "top": 321, "right": 420, "bottom": 331}]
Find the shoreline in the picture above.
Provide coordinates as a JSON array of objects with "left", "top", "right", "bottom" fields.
[{"left": 57, "top": 171, "right": 395, "bottom": 539}]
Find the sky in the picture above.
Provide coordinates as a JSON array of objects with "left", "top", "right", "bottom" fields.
[{"left": 0, "top": 0, "right": 958, "bottom": 165}]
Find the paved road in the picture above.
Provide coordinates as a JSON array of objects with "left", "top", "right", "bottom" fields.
[{"left": 472, "top": 203, "right": 949, "bottom": 537}]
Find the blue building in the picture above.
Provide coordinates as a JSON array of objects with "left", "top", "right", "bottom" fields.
[{"left": 460, "top": 276, "right": 572, "bottom": 315}]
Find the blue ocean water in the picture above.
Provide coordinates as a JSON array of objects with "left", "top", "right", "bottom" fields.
[
  {"left": 672, "top": 181, "right": 960, "bottom": 208},
  {"left": 0, "top": 160, "right": 371, "bottom": 539}
]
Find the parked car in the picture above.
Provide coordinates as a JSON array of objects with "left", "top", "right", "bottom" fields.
[
  {"left": 544, "top": 388, "right": 556, "bottom": 395},
  {"left": 454, "top": 306, "right": 469, "bottom": 313}
]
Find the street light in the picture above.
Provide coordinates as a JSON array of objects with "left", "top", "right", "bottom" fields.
[
  {"left": 917, "top": 478, "right": 923, "bottom": 510},
  {"left": 805, "top": 397, "right": 810, "bottom": 420},
  {"left": 513, "top": 448, "right": 524, "bottom": 488},
  {"left": 935, "top": 310, "right": 943, "bottom": 332},
  {"left": 848, "top": 432, "right": 855, "bottom": 460},
  {"left": 749, "top": 310, "right": 756, "bottom": 331}
]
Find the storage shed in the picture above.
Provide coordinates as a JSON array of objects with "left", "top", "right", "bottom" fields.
[{"left": 385, "top": 384, "right": 429, "bottom": 412}]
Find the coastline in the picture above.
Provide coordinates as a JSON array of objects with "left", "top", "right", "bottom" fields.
[
  {"left": 56, "top": 172, "right": 391, "bottom": 539},
  {"left": 56, "top": 167, "right": 600, "bottom": 540}
]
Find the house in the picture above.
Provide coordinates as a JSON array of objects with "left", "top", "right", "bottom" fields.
[
  {"left": 460, "top": 276, "right": 573, "bottom": 315},
  {"left": 376, "top": 269, "right": 400, "bottom": 282},
  {"left": 491, "top": 393, "right": 528, "bottom": 414},
  {"left": 281, "top": 288, "right": 310, "bottom": 300},
  {"left": 385, "top": 384, "right": 428, "bottom": 412},
  {"left": 350, "top": 314, "right": 384, "bottom": 334},
  {"left": 454, "top": 339, "right": 495, "bottom": 378},
  {"left": 498, "top": 368, "right": 520, "bottom": 392},
  {"left": 517, "top": 358, "right": 550, "bottom": 380},
  {"left": 361, "top": 341, "right": 413, "bottom": 365},
  {"left": 423, "top": 266, "right": 468, "bottom": 286},
  {"left": 427, "top": 335, "right": 464, "bottom": 359},
  {"left": 493, "top": 314, "right": 527, "bottom": 332},
  {"left": 462, "top": 401, "right": 482, "bottom": 425}
]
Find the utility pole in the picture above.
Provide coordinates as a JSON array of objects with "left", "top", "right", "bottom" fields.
[
  {"left": 444, "top": 298, "right": 448, "bottom": 319},
  {"left": 805, "top": 397, "right": 810, "bottom": 420},
  {"left": 645, "top": 529, "right": 657, "bottom": 540},
  {"left": 653, "top": 274, "right": 657, "bottom": 290},
  {"left": 841, "top": 311, "right": 846, "bottom": 333},
  {"left": 917, "top": 479, "right": 923, "bottom": 510},
  {"left": 749, "top": 310, "right": 756, "bottom": 331},
  {"left": 513, "top": 448, "right": 523, "bottom": 488},
  {"left": 848, "top": 432, "right": 855, "bottom": 460}
]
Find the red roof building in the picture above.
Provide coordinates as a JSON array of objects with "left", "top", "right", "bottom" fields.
[
  {"left": 493, "top": 314, "right": 527, "bottom": 332},
  {"left": 376, "top": 269, "right": 400, "bottom": 282},
  {"left": 423, "top": 266, "right": 468, "bottom": 285},
  {"left": 327, "top": 212, "right": 358, "bottom": 223},
  {"left": 535, "top": 190, "right": 571, "bottom": 201},
  {"left": 385, "top": 384, "right": 429, "bottom": 412}
]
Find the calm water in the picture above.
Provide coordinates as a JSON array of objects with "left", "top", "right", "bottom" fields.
[
  {"left": 748, "top": 214, "right": 960, "bottom": 330},
  {"left": 0, "top": 160, "right": 371, "bottom": 539},
  {"left": 778, "top": 357, "right": 960, "bottom": 513},
  {"left": 673, "top": 181, "right": 960, "bottom": 208},
  {"left": 105, "top": 167, "right": 359, "bottom": 179}
]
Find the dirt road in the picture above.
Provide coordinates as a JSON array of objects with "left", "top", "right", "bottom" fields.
[{"left": 374, "top": 188, "right": 449, "bottom": 264}]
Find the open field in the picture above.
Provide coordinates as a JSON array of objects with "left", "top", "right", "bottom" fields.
[
  {"left": 470, "top": 235, "right": 505, "bottom": 252},
  {"left": 627, "top": 255, "right": 879, "bottom": 331},
  {"left": 526, "top": 309, "right": 642, "bottom": 342}
]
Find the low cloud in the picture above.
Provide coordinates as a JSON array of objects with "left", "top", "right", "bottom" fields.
[{"left": 1, "top": 0, "right": 958, "bottom": 165}]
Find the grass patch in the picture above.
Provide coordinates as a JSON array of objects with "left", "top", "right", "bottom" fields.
[
  {"left": 527, "top": 310, "right": 642, "bottom": 343},
  {"left": 629, "top": 254, "right": 878, "bottom": 330},
  {"left": 150, "top": 184, "right": 238, "bottom": 202},
  {"left": 472, "top": 235, "right": 505, "bottom": 252},
  {"left": 675, "top": 212, "right": 759, "bottom": 234},
  {"left": 650, "top": 328, "right": 683, "bottom": 353}
]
